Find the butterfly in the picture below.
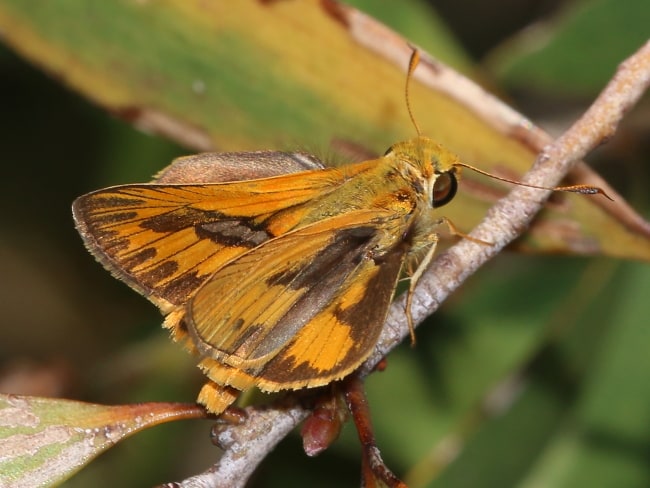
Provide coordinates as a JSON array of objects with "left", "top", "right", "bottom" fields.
[
  {"left": 72, "top": 51, "right": 604, "bottom": 414},
  {"left": 74, "top": 127, "right": 465, "bottom": 412}
]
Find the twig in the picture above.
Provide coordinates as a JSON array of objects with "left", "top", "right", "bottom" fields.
[
  {"left": 162, "top": 406, "right": 307, "bottom": 488},
  {"left": 170, "top": 39, "right": 650, "bottom": 488}
]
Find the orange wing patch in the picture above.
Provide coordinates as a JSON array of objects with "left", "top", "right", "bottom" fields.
[
  {"left": 182, "top": 211, "right": 406, "bottom": 404},
  {"left": 72, "top": 170, "right": 349, "bottom": 310}
]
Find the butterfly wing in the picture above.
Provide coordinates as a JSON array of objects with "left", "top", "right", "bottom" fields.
[
  {"left": 72, "top": 153, "right": 412, "bottom": 414},
  {"left": 154, "top": 151, "right": 325, "bottom": 184},
  {"left": 72, "top": 165, "right": 353, "bottom": 312},
  {"left": 185, "top": 209, "right": 407, "bottom": 392}
]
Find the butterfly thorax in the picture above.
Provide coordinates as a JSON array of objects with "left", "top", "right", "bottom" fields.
[{"left": 273, "top": 137, "right": 461, "bottom": 246}]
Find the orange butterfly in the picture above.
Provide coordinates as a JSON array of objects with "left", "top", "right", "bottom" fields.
[
  {"left": 73, "top": 129, "right": 461, "bottom": 412},
  {"left": 73, "top": 51, "right": 604, "bottom": 414}
]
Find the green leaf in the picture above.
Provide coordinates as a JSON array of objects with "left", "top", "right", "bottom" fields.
[{"left": 0, "top": 396, "right": 208, "bottom": 487}]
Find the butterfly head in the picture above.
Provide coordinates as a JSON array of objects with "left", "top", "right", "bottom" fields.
[{"left": 384, "top": 135, "right": 460, "bottom": 209}]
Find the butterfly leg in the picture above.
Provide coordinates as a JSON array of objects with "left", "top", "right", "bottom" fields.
[
  {"left": 405, "top": 232, "right": 439, "bottom": 345},
  {"left": 438, "top": 216, "right": 492, "bottom": 246},
  {"left": 405, "top": 215, "right": 493, "bottom": 344}
]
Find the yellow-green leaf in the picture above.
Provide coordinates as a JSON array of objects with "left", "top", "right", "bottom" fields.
[{"left": 0, "top": 0, "right": 647, "bottom": 259}]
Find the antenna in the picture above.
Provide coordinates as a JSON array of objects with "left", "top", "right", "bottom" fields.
[
  {"left": 406, "top": 48, "right": 422, "bottom": 137},
  {"left": 455, "top": 162, "right": 613, "bottom": 200},
  {"left": 404, "top": 48, "right": 611, "bottom": 200}
]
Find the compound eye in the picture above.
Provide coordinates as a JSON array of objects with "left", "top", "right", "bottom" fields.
[{"left": 432, "top": 171, "right": 457, "bottom": 208}]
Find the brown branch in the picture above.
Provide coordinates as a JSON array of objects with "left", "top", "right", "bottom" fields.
[{"left": 168, "top": 39, "right": 650, "bottom": 488}]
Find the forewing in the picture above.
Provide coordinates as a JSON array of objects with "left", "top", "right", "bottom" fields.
[
  {"left": 186, "top": 210, "right": 406, "bottom": 390},
  {"left": 154, "top": 151, "right": 326, "bottom": 184},
  {"left": 72, "top": 166, "right": 347, "bottom": 310}
]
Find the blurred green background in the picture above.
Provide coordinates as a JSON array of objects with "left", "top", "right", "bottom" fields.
[{"left": 0, "top": 0, "right": 649, "bottom": 486}]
